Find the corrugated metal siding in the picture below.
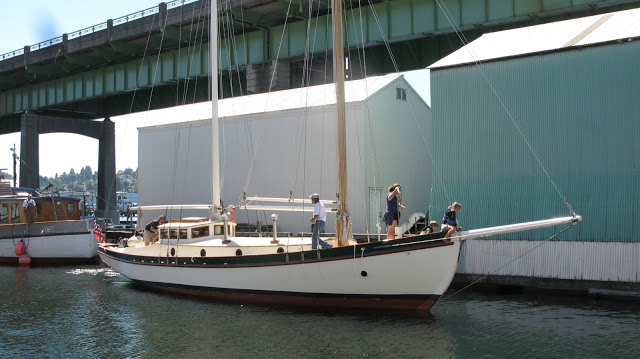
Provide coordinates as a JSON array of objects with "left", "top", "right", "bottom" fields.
[
  {"left": 363, "top": 78, "right": 433, "bottom": 233},
  {"left": 430, "top": 40, "right": 640, "bottom": 242},
  {"left": 458, "top": 240, "right": 640, "bottom": 282}
]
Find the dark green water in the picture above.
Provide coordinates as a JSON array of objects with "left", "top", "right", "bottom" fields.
[{"left": 0, "top": 265, "right": 638, "bottom": 359}]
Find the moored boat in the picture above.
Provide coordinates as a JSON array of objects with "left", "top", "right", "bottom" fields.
[
  {"left": 98, "top": 0, "right": 582, "bottom": 310},
  {"left": 0, "top": 183, "right": 98, "bottom": 265}
]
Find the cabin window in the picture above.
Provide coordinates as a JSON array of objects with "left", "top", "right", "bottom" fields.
[
  {"left": 192, "top": 226, "right": 209, "bottom": 238},
  {"left": 67, "top": 203, "right": 75, "bottom": 213},
  {"left": 10, "top": 204, "right": 20, "bottom": 222},
  {"left": 0, "top": 204, "right": 7, "bottom": 222},
  {"left": 35, "top": 203, "right": 41, "bottom": 214},
  {"left": 214, "top": 225, "right": 223, "bottom": 235},
  {"left": 179, "top": 229, "right": 188, "bottom": 239},
  {"left": 160, "top": 229, "right": 169, "bottom": 239},
  {"left": 170, "top": 229, "right": 178, "bottom": 239}
]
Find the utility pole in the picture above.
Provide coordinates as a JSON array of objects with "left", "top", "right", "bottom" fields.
[{"left": 10, "top": 144, "right": 18, "bottom": 187}]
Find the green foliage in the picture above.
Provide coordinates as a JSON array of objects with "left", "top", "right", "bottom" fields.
[{"left": 40, "top": 168, "right": 137, "bottom": 193}]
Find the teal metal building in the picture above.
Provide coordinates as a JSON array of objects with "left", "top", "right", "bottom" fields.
[{"left": 429, "top": 9, "right": 640, "bottom": 288}]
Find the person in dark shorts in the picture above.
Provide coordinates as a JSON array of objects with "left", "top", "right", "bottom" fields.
[
  {"left": 442, "top": 202, "right": 462, "bottom": 239},
  {"left": 383, "top": 183, "right": 406, "bottom": 239}
]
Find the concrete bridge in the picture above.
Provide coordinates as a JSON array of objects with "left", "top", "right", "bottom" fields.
[{"left": 1, "top": 0, "right": 638, "bottom": 222}]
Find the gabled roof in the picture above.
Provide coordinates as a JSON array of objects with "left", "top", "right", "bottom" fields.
[
  {"left": 136, "top": 74, "right": 402, "bottom": 128},
  {"left": 430, "top": 7, "right": 640, "bottom": 70}
]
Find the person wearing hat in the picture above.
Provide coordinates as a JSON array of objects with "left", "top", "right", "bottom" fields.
[
  {"left": 23, "top": 194, "right": 37, "bottom": 224},
  {"left": 421, "top": 220, "right": 440, "bottom": 235},
  {"left": 226, "top": 205, "right": 236, "bottom": 223},
  {"left": 309, "top": 193, "right": 332, "bottom": 249},
  {"left": 383, "top": 183, "right": 406, "bottom": 239}
]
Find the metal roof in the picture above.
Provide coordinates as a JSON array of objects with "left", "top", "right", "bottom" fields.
[
  {"left": 429, "top": 7, "right": 640, "bottom": 70},
  {"left": 137, "top": 73, "right": 401, "bottom": 128}
]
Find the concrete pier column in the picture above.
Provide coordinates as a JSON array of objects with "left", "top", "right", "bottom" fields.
[
  {"left": 19, "top": 113, "right": 39, "bottom": 189},
  {"left": 97, "top": 118, "right": 119, "bottom": 224}
]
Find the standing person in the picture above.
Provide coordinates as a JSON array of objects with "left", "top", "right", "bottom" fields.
[
  {"left": 144, "top": 215, "right": 166, "bottom": 246},
  {"left": 383, "top": 183, "right": 406, "bottom": 239},
  {"left": 226, "top": 205, "right": 236, "bottom": 223},
  {"left": 23, "top": 194, "right": 37, "bottom": 224},
  {"left": 442, "top": 202, "right": 462, "bottom": 239},
  {"left": 309, "top": 193, "right": 332, "bottom": 249}
]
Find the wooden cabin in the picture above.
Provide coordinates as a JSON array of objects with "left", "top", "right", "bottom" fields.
[{"left": 0, "top": 196, "right": 82, "bottom": 224}]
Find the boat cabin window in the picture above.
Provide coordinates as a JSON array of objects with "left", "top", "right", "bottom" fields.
[
  {"left": 10, "top": 203, "right": 19, "bottom": 222},
  {"left": 214, "top": 225, "right": 223, "bottom": 235},
  {"left": 35, "top": 203, "right": 41, "bottom": 214},
  {"left": 164, "top": 229, "right": 188, "bottom": 240},
  {"left": 191, "top": 226, "right": 209, "bottom": 238},
  {"left": 0, "top": 204, "right": 7, "bottom": 223},
  {"left": 67, "top": 203, "right": 74, "bottom": 213}
]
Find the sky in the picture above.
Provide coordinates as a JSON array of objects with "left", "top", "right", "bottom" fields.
[{"left": 0, "top": 0, "right": 431, "bottom": 180}]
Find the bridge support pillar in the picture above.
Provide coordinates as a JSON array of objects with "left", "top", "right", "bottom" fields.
[
  {"left": 96, "top": 118, "right": 119, "bottom": 224},
  {"left": 19, "top": 113, "right": 40, "bottom": 189}
]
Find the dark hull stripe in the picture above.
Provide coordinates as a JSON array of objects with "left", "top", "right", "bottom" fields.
[
  {"left": 136, "top": 279, "right": 440, "bottom": 310},
  {"left": 99, "top": 232, "right": 452, "bottom": 269}
]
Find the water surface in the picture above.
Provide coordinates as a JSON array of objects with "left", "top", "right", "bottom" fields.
[{"left": 0, "top": 265, "right": 637, "bottom": 358}]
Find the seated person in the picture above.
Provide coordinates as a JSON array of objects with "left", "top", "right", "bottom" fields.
[
  {"left": 442, "top": 202, "right": 462, "bottom": 239},
  {"left": 420, "top": 220, "right": 440, "bottom": 235}
]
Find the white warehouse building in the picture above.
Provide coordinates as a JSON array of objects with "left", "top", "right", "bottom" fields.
[{"left": 137, "top": 74, "right": 432, "bottom": 234}]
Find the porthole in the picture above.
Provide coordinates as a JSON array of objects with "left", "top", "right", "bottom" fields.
[
  {"left": 235, "top": 249, "right": 242, "bottom": 256},
  {"left": 277, "top": 247, "right": 284, "bottom": 253},
  {"left": 170, "top": 248, "right": 176, "bottom": 256},
  {"left": 200, "top": 249, "right": 206, "bottom": 257}
]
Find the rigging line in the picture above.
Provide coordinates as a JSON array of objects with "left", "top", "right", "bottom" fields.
[
  {"left": 405, "top": 86, "right": 451, "bottom": 205},
  {"left": 170, "top": 1, "right": 207, "bottom": 211},
  {"left": 434, "top": 0, "right": 575, "bottom": 216},
  {"left": 268, "top": 0, "right": 294, "bottom": 94},
  {"left": 438, "top": 223, "right": 576, "bottom": 303},
  {"left": 227, "top": 5, "right": 258, "bottom": 200},
  {"left": 173, "top": 1, "right": 206, "bottom": 214},
  {"left": 291, "top": 3, "right": 320, "bottom": 203},
  {"left": 366, "top": 0, "right": 398, "bottom": 72}
]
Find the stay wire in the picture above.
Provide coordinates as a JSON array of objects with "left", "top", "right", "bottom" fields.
[
  {"left": 434, "top": 0, "right": 575, "bottom": 216},
  {"left": 438, "top": 223, "right": 576, "bottom": 303}
]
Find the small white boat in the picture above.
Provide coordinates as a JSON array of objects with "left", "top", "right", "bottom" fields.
[{"left": 0, "top": 184, "right": 98, "bottom": 265}]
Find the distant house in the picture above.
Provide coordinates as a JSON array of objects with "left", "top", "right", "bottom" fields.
[{"left": 138, "top": 74, "right": 433, "bottom": 234}]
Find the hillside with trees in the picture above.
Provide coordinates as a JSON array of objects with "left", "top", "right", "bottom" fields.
[{"left": 40, "top": 167, "right": 137, "bottom": 193}]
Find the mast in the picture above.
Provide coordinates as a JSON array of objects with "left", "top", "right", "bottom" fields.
[
  {"left": 332, "top": 0, "right": 351, "bottom": 245},
  {"left": 210, "top": 0, "right": 221, "bottom": 217}
]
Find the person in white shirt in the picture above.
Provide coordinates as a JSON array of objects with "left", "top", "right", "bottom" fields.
[
  {"left": 23, "top": 194, "right": 37, "bottom": 223},
  {"left": 309, "top": 193, "right": 332, "bottom": 249}
]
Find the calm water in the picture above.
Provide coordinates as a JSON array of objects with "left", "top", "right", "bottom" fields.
[{"left": 0, "top": 265, "right": 638, "bottom": 359}]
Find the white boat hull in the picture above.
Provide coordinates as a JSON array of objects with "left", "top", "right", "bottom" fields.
[
  {"left": 0, "top": 221, "right": 98, "bottom": 265},
  {"left": 100, "top": 236, "right": 460, "bottom": 310},
  {"left": 99, "top": 215, "right": 580, "bottom": 310}
]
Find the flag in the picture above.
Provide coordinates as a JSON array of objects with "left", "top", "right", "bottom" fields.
[{"left": 94, "top": 219, "right": 105, "bottom": 243}]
